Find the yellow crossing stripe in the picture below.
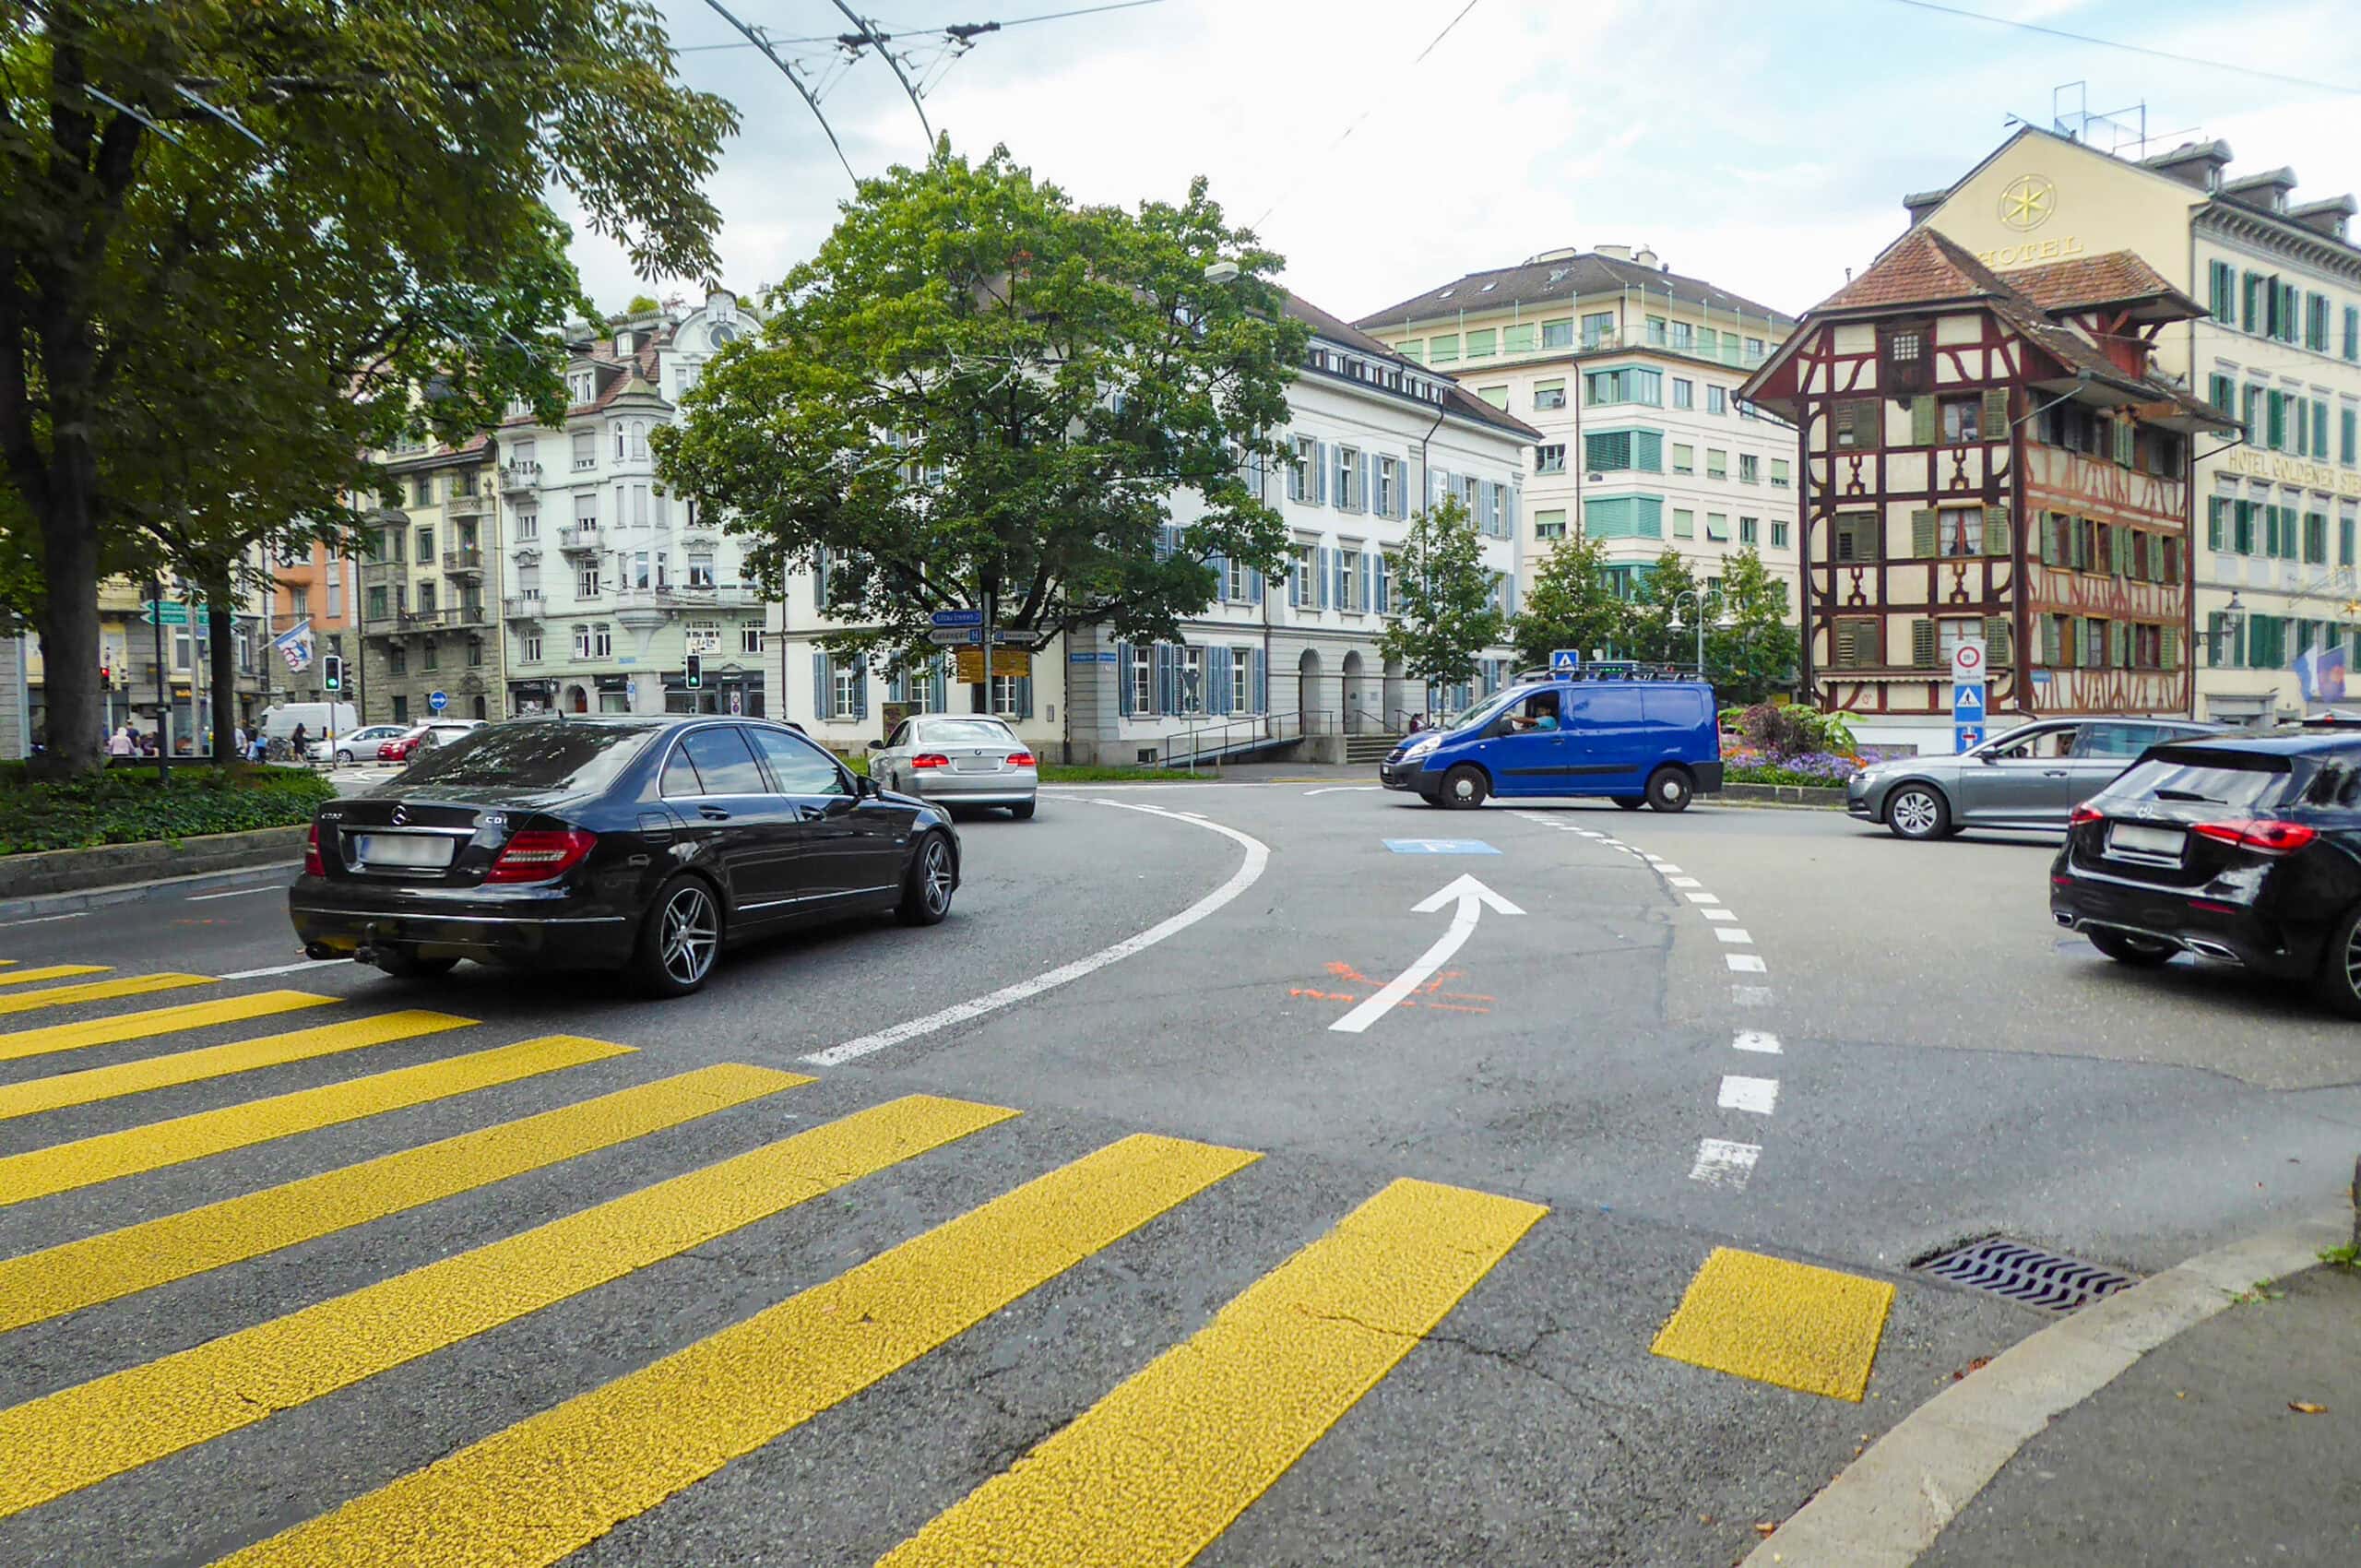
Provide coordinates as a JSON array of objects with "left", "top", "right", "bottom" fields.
[
  {"left": 0, "top": 991, "right": 332, "bottom": 1063},
  {"left": 211, "top": 1133, "right": 1257, "bottom": 1568},
  {"left": 0, "top": 1093, "right": 1017, "bottom": 1519},
  {"left": 0, "top": 972, "right": 211, "bottom": 1018},
  {"left": 0, "top": 1010, "right": 470, "bottom": 1123},
  {"left": 1650, "top": 1247, "right": 1895, "bottom": 1403},
  {"left": 0, "top": 964, "right": 109, "bottom": 988},
  {"left": 881, "top": 1177, "right": 1547, "bottom": 1568},
  {"left": 0, "top": 1062, "right": 805, "bottom": 1336},
  {"left": 0, "top": 1035, "right": 630, "bottom": 1207}
]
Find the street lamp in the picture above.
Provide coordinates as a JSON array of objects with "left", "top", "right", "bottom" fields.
[
  {"left": 2218, "top": 589, "right": 2246, "bottom": 667},
  {"left": 1664, "top": 588, "right": 1738, "bottom": 674}
]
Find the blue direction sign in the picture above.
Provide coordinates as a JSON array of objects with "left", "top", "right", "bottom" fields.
[
  {"left": 1549, "top": 649, "right": 1583, "bottom": 675},
  {"left": 428, "top": 690, "right": 448, "bottom": 713},
  {"left": 931, "top": 609, "right": 983, "bottom": 628},
  {"left": 1952, "top": 683, "right": 1987, "bottom": 720}
]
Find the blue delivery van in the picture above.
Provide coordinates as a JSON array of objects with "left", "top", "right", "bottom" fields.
[{"left": 1377, "top": 668, "right": 1724, "bottom": 812}]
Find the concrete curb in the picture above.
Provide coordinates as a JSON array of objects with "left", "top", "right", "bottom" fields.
[
  {"left": 0, "top": 851, "right": 303, "bottom": 923},
  {"left": 1743, "top": 1206, "right": 2353, "bottom": 1568},
  {"left": 1717, "top": 781, "right": 1847, "bottom": 809}
]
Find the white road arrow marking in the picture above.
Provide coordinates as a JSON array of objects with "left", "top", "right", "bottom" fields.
[{"left": 1330, "top": 873, "right": 1523, "bottom": 1034}]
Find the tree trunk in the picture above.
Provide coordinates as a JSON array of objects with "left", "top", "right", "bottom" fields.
[
  {"left": 203, "top": 565, "right": 237, "bottom": 763},
  {"left": 30, "top": 499, "right": 105, "bottom": 777}
]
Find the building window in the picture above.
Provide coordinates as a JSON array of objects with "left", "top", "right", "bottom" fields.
[
  {"left": 522, "top": 631, "right": 542, "bottom": 662},
  {"left": 832, "top": 660, "right": 861, "bottom": 717},
  {"left": 421, "top": 641, "right": 438, "bottom": 671},
  {"left": 742, "top": 623, "right": 764, "bottom": 656},
  {"left": 516, "top": 510, "right": 538, "bottom": 541},
  {"left": 1669, "top": 321, "right": 1693, "bottom": 351},
  {"left": 467, "top": 636, "right": 483, "bottom": 667},
  {"left": 1833, "top": 617, "right": 1880, "bottom": 669},
  {"left": 411, "top": 474, "right": 433, "bottom": 507},
  {"left": 1534, "top": 509, "right": 1568, "bottom": 540},
  {"left": 1287, "top": 436, "right": 1315, "bottom": 503},
  {"left": 1705, "top": 513, "right": 1730, "bottom": 542},
  {"left": 1739, "top": 454, "right": 1760, "bottom": 484},
  {"left": 1705, "top": 449, "right": 1728, "bottom": 481},
  {"left": 1540, "top": 318, "right": 1573, "bottom": 349},
  {"left": 1477, "top": 386, "right": 1509, "bottom": 410},
  {"left": 687, "top": 552, "right": 716, "bottom": 589},
  {"left": 1396, "top": 340, "right": 1423, "bottom": 362},
  {"left": 684, "top": 620, "right": 721, "bottom": 654},
  {"left": 1673, "top": 508, "right": 1695, "bottom": 539},
  {"left": 576, "top": 561, "right": 600, "bottom": 598},
  {"left": 1939, "top": 506, "right": 1984, "bottom": 556},
  {"left": 1738, "top": 517, "right": 1758, "bottom": 545},
  {"left": 1940, "top": 398, "right": 1982, "bottom": 443},
  {"left": 1771, "top": 520, "right": 1790, "bottom": 548},
  {"left": 1833, "top": 512, "right": 1879, "bottom": 562},
  {"left": 1502, "top": 324, "right": 1536, "bottom": 354},
  {"left": 1429, "top": 334, "right": 1459, "bottom": 364},
  {"left": 1534, "top": 379, "right": 1567, "bottom": 410},
  {"left": 1833, "top": 400, "right": 1879, "bottom": 449},
  {"left": 1334, "top": 445, "right": 1359, "bottom": 509},
  {"left": 1584, "top": 366, "right": 1663, "bottom": 406},
  {"left": 1671, "top": 443, "right": 1695, "bottom": 475},
  {"left": 388, "top": 645, "right": 408, "bottom": 675},
  {"left": 1227, "top": 556, "right": 1250, "bottom": 602},
  {"left": 1706, "top": 386, "right": 1728, "bottom": 415},
  {"left": 1771, "top": 458, "right": 1791, "bottom": 489},
  {"left": 1230, "top": 648, "right": 1253, "bottom": 713},
  {"left": 1581, "top": 312, "right": 1615, "bottom": 349},
  {"left": 1536, "top": 443, "right": 1567, "bottom": 475},
  {"left": 1130, "top": 645, "right": 1153, "bottom": 713},
  {"left": 1179, "top": 646, "right": 1205, "bottom": 714},
  {"left": 1374, "top": 456, "right": 1398, "bottom": 516},
  {"left": 1338, "top": 548, "right": 1364, "bottom": 612},
  {"left": 1645, "top": 316, "right": 1668, "bottom": 346},
  {"left": 1672, "top": 378, "right": 1694, "bottom": 410},
  {"left": 366, "top": 586, "right": 387, "bottom": 621},
  {"left": 572, "top": 431, "right": 596, "bottom": 471},
  {"left": 1465, "top": 328, "right": 1497, "bottom": 360},
  {"left": 414, "top": 526, "right": 433, "bottom": 562}
]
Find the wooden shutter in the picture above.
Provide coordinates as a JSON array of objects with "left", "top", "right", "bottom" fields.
[
  {"left": 1985, "top": 505, "right": 2010, "bottom": 556},
  {"left": 1981, "top": 387, "right": 2010, "bottom": 438},
  {"left": 1910, "top": 398, "right": 1937, "bottom": 446},
  {"left": 1116, "top": 643, "right": 1134, "bottom": 716},
  {"left": 2161, "top": 627, "right": 2180, "bottom": 670},
  {"left": 2040, "top": 615, "right": 2060, "bottom": 665},
  {"left": 1987, "top": 616, "right": 2012, "bottom": 664},
  {"left": 2038, "top": 513, "right": 2058, "bottom": 564},
  {"left": 1911, "top": 618, "right": 1937, "bottom": 668},
  {"left": 1911, "top": 508, "right": 1939, "bottom": 558}
]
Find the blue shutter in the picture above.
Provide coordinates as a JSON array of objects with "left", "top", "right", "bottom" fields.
[
  {"left": 1313, "top": 442, "right": 1329, "bottom": 505},
  {"left": 1508, "top": 484, "right": 1523, "bottom": 538},
  {"left": 1015, "top": 675, "right": 1033, "bottom": 719},
  {"left": 1210, "top": 551, "right": 1228, "bottom": 601},
  {"left": 812, "top": 652, "right": 831, "bottom": 719},
  {"left": 1506, "top": 571, "right": 1519, "bottom": 617},
  {"left": 1315, "top": 547, "right": 1331, "bottom": 609},
  {"left": 850, "top": 662, "right": 868, "bottom": 719},
  {"left": 1155, "top": 642, "right": 1175, "bottom": 715},
  {"left": 1249, "top": 564, "right": 1264, "bottom": 606},
  {"left": 1156, "top": 523, "right": 1177, "bottom": 562},
  {"left": 1286, "top": 559, "right": 1300, "bottom": 608},
  {"left": 1116, "top": 642, "right": 1134, "bottom": 717},
  {"left": 1208, "top": 647, "right": 1232, "bottom": 715},
  {"left": 1357, "top": 451, "right": 1370, "bottom": 514},
  {"left": 813, "top": 548, "right": 830, "bottom": 606},
  {"left": 886, "top": 668, "right": 908, "bottom": 705},
  {"left": 1360, "top": 552, "right": 1374, "bottom": 612},
  {"left": 1251, "top": 648, "right": 1266, "bottom": 714}
]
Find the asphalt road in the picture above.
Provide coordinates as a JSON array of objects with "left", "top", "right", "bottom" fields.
[{"left": 1, "top": 781, "right": 2354, "bottom": 1566}]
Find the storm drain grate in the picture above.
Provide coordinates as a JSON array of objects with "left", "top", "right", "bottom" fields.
[{"left": 1911, "top": 1238, "right": 2137, "bottom": 1313}]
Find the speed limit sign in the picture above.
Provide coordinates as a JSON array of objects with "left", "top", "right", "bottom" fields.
[{"left": 1950, "top": 640, "right": 1987, "bottom": 682}]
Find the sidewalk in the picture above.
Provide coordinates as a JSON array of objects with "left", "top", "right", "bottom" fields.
[{"left": 1917, "top": 1262, "right": 2361, "bottom": 1566}]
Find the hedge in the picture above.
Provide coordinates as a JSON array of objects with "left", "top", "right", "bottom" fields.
[{"left": 0, "top": 766, "right": 336, "bottom": 856}]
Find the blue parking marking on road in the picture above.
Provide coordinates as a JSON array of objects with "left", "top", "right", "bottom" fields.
[{"left": 1383, "top": 839, "right": 1501, "bottom": 856}]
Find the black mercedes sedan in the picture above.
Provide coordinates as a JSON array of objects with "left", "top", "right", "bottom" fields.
[
  {"left": 2049, "top": 731, "right": 2361, "bottom": 1016},
  {"left": 289, "top": 716, "right": 960, "bottom": 997}
]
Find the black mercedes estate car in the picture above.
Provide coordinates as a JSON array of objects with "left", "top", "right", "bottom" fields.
[
  {"left": 2049, "top": 731, "right": 2361, "bottom": 1016},
  {"left": 290, "top": 717, "right": 960, "bottom": 996}
]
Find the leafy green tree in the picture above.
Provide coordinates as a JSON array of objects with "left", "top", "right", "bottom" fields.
[
  {"left": 2, "top": 1, "right": 733, "bottom": 772},
  {"left": 654, "top": 144, "right": 1304, "bottom": 701},
  {"left": 1511, "top": 534, "right": 1622, "bottom": 671},
  {"left": 1701, "top": 548, "right": 1799, "bottom": 704},
  {"left": 624, "top": 292, "right": 662, "bottom": 315},
  {"left": 1619, "top": 549, "right": 1700, "bottom": 666},
  {"left": 1380, "top": 493, "right": 1505, "bottom": 698}
]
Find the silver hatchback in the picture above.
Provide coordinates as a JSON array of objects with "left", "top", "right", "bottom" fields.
[
  {"left": 1846, "top": 718, "right": 2221, "bottom": 840},
  {"left": 869, "top": 716, "right": 1039, "bottom": 819}
]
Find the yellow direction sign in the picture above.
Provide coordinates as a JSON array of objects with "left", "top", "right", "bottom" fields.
[{"left": 955, "top": 648, "right": 1031, "bottom": 683}]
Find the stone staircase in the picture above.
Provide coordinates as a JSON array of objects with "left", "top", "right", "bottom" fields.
[{"left": 1344, "top": 733, "right": 1404, "bottom": 766}]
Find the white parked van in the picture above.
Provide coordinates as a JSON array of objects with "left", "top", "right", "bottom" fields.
[{"left": 258, "top": 703, "right": 360, "bottom": 760}]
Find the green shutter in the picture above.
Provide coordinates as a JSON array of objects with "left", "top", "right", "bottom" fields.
[
  {"left": 1910, "top": 398, "right": 1937, "bottom": 446},
  {"left": 2040, "top": 513, "right": 2060, "bottom": 565},
  {"left": 1986, "top": 505, "right": 2010, "bottom": 556},
  {"left": 1911, "top": 508, "right": 1939, "bottom": 558},
  {"left": 2041, "top": 615, "right": 2059, "bottom": 665},
  {"left": 1911, "top": 618, "right": 1937, "bottom": 668},
  {"left": 1987, "top": 615, "right": 2012, "bottom": 665},
  {"left": 1981, "top": 387, "right": 2009, "bottom": 438},
  {"left": 2113, "top": 418, "right": 2133, "bottom": 467},
  {"left": 2207, "top": 495, "right": 2226, "bottom": 550},
  {"left": 2161, "top": 626, "right": 2179, "bottom": 671}
]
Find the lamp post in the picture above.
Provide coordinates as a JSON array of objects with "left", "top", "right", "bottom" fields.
[
  {"left": 1664, "top": 588, "right": 1738, "bottom": 675},
  {"left": 2218, "top": 589, "right": 2247, "bottom": 669}
]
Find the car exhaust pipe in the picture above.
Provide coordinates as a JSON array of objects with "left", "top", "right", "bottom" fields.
[
  {"left": 2053, "top": 911, "right": 2077, "bottom": 929},
  {"left": 303, "top": 942, "right": 340, "bottom": 961},
  {"left": 2184, "top": 938, "right": 2240, "bottom": 962}
]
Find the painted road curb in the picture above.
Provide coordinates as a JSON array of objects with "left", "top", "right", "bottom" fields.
[{"left": 1742, "top": 1206, "right": 2353, "bottom": 1568}]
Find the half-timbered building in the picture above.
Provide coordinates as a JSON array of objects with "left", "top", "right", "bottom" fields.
[{"left": 1739, "top": 228, "right": 2237, "bottom": 751}]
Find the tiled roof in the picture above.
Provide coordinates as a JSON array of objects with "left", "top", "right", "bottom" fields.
[
  {"left": 1283, "top": 293, "right": 1542, "bottom": 441},
  {"left": 1355, "top": 251, "right": 1794, "bottom": 335},
  {"left": 2007, "top": 252, "right": 2197, "bottom": 316}
]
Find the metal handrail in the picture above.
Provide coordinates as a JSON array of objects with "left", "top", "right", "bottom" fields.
[{"left": 1155, "top": 712, "right": 1305, "bottom": 771}]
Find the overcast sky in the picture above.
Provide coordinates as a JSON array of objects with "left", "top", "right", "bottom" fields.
[{"left": 565, "top": 0, "right": 2361, "bottom": 325}]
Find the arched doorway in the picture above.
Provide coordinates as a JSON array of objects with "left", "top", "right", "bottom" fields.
[
  {"left": 566, "top": 683, "right": 589, "bottom": 714},
  {"left": 1341, "top": 649, "right": 1369, "bottom": 734},
  {"left": 1382, "top": 656, "right": 1411, "bottom": 731},
  {"left": 1296, "top": 647, "right": 1323, "bottom": 735}
]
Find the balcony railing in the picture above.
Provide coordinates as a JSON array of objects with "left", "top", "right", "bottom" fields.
[
  {"left": 558, "top": 525, "right": 601, "bottom": 552},
  {"left": 445, "top": 491, "right": 487, "bottom": 518},
  {"left": 503, "top": 594, "right": 545, "bottom": 620},
  {"left": 442, "top": 548, "right": 484, "bottom": 575},
  {"left": 572, "top": 455, "right": 597, "bottom": 472},
  {"left": 500, "top": 459, "right": 540, "bottom": 492},
  {"left": 609, "top": 584, "right": 763, "bottom": 612}
]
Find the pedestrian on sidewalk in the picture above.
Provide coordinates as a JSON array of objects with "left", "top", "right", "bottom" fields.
[{"left": 107, "top": 725, "right": 135, "bottom": 757}]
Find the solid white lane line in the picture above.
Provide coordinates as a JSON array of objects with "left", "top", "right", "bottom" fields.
[
  {"left": 187, "top": 886, "right": 278, "bottom": 902},
  {"left": 1713, "top": 927, "right": 1755, "bottom": 944},
  {"left": 0, "top": 913, "right": 87, "bottom": 928},
  {"left": 805, "top": 800, "right": 1271, "bottom": 1067},
  {"left": 1689, "top": 1138, "right": 1761, "bottom": 1189},
  {"left": 1719, "top": 1075, "right": 1780, "bottom": 1115},
  {"left": 1726, "top": 953, "right": 1768, "bottom": 973},
  {"left": 219, "top": 958, "right": 355, "bottom": 981},
  {"left": 1733, "top": 1030, "right": 1782, "bottom": 1054},
  {"left": 1302, "top": 786, "right": 1382, "bottom": 795},
  {"left": 1701, "top": 909, "right": 1738, "bottom": 922}
]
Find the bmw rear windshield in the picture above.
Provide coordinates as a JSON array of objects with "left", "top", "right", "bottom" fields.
[
  {"left": 2104, "top": 747, "right": 2294, "bottom": 814},
  {"left": 394, "top": 722, "right": 658, "bottom": 792}
]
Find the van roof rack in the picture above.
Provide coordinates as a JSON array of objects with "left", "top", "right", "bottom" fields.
[{"left": 1513, "top": 661, "right": 1705, "bottom": 684}]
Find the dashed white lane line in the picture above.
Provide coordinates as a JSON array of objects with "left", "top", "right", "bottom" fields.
[
  {"left": 1685, "top": 891, "right": 1720, "bottom": 904},
  {"left": 1712, "top": 927, "right": 1756, "bottom": 944},
  {"left": 1701, "top": 908, "right": 1738, "bottom": 922},
  {"left": 1301, "top": 786, "right": 1382, "bottom": 796},
  {"left": 219, "top": 957, "right": 356, "bottom": 980},
  {"left": 1667, "top": 876, "right": 1703, "bottom": 888},
  {"left": 1732, "top": 985, "right": 1774, "bottom": 1006},
  {"left": 1725, "top": 953, "right": 1769, "bottom": 973},
  {"left": 1733, "top": 1030, "right": 1783, "bottom": 1054},
  {"left": 187, "top": 885, "right": 278, "bottom": 901},
  {"left": 805, "top": 797, "right": 1271, "bottom": 1067},
  {"left": 1718, "top": 1075, "right": 1781, "bottom": 1115},
  {"left": 1689, "top": 1138, "right": 1762, "bottom": 1188},
  {"left": 0, "top": 912, "right": 88, "bottom": 928}
]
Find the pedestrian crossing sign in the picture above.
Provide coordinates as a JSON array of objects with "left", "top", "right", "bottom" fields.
[
  {"left": 1952, "top": 683, "right": 1986, "bottom": 719},
  {"left": 1549, "top": 649, "right": 1582, "bottom": 675}
]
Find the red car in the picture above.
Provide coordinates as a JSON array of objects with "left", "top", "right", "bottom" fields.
[{"left": 377, "top": 731, "right": 426, "bottom": 763}]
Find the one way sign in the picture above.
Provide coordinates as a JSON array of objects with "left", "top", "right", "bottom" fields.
[{"left": 1952, "top": 683, "right": 1987, "bottom": 719}]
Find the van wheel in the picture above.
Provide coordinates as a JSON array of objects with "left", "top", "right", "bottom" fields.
[
  {"left": 1437, "top": 765, "right": 1488, "bottom": 810},
  {"left": 1645, "top": 766, "right": 1693, "bottom": 814}
]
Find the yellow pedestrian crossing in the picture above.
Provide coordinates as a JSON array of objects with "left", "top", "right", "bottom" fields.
[
  {"left": 0, "top": 991, "right": 331, "bottom": 1063},
  {"left": 0, "top": 1034, "right": 630, "bottom": 1206},
  {"left": 0, "top": 1063, "right": 806, "bottom": 1336},
  {"left": 0, "top": 1093, "right": 1014, "bottom": 1518},
  {"left": 0, "top": 1010, "right": 470, "bottom": 1122},
  {"left": 0, "top": 971, "right": 211, "bottom": 1017},
  {"left": 0, "top": 964, "right": 110, "bottom": 988},
  {"left": 209, "top": 1134, "right": 1259, "bottom": 1568},
  {"left": 880, "top": 1177, "right": 1548, "bottom": 1568}
]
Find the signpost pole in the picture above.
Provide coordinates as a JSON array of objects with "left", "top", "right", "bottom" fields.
[
  {"left": 979, "top": 586, "right": 995, "bottom": 719},
  {"left": 147, "top": 579, "right": 171, "bottom": 783}
]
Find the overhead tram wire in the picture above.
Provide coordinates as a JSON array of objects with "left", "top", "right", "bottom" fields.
[
  {"left": 828, "top": 1, "right": 934, "bottom": 143},
  {"left": 696, "top": 0, "right": 860, "bottom": 185},
  {"left": 1878, "top": 0, "right": 2361, "bottom": 97}
]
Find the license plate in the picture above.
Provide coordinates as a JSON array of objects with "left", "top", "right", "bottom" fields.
[
  {"left": 353, "top": 833, "right": 455, "bottom": 869},
  {"left": 2106, "top": 823, "right": 2186, "bottom": 859},
  {"left": 952, "top": 755, "right": 1001, "bottom": 772}
]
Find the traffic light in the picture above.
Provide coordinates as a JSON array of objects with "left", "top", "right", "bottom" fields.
[
  {"left": 100, "top": 663, "right": 111, "bottom": 687},
  {"left": 683, "top": 653, "right": 703, "bottom": 689},
  {"left": 321, "top": 655, "right": 344, "bottom": 693}
]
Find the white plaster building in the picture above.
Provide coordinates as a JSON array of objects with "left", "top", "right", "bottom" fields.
[{"left": 771, "top": 295, "right": 1538, "bottom": 763}]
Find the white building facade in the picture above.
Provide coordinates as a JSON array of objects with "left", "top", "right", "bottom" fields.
[
  {"left": 499, "top": 290, "right": 770, "bottom": 719},
  {"left": 770, "top": 296, "right": 1537, "bottom": 763}
]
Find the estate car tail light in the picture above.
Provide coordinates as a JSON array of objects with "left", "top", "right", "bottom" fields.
[
  {"left": 909, "top": 753, "right": 950, "bottom": 770},
  {"left": 2189, "top": 818, "right": 2318, "bottom": 855},
  {"left": 484, "top": 827, "right": 598, "bottom": 884},
  {"left": 2069, "top": 802, "right": 2104, "bottom": 827},
  {"left": 1005, "top": 751, "right": 1036, "bottom": 767},
  {"left": 303, "top": 822, "right": 324, "bottom": 876}
]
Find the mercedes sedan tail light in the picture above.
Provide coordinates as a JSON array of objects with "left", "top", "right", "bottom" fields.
[
  {"left": 485, "top": 827, "right": 598, "bottom": 883},
  {"left": 303, "top": 822, "right": 324, "bottom": 876}
]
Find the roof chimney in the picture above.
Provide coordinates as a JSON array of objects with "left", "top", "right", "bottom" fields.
[
  {"left": 1902, "top": 188, "right": 1950, "bottom": 225},
  {"left": 2143, "top": 139, "right": 2233, "bottom": 193},
  {"left": 1632, "top": 244, "right": 1660, "bottom": 270},
  {"left": 1596, "top": 244, "right": 1633, "bottom": 262},
  {"left": 1527, "top": 245, "right": 1580, "bottom": 264}
]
